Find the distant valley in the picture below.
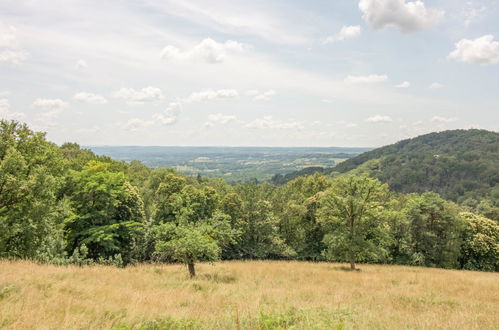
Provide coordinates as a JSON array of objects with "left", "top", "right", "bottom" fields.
[{"left": 86, "top": 146, "right": 372, "bottom": 182}]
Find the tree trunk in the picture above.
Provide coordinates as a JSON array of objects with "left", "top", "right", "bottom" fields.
[
  {"left": 188, "top": 262, "right": 196, "bottom": 278},
  {"left": 350, "top": 261, "right": 356, "bottom": 270}
]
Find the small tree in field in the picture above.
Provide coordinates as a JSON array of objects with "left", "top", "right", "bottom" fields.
[
  {"left": 318, "top": 176, "right": 389, "bottom": 270},
  {"left": 154, "top": 223, "right": 221, "bottom": 278}
]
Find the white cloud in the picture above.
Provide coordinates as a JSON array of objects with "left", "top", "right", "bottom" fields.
[
  {"left": 161, "top": 38, "right": 247, "bottom": 64},
  {"left": 359, "top": 0, "right": 444, "bottom": 33},
  {"left": 113, "top": 87, "right": 164, "bottom": 104},
  {"left": 149, "top": 89, "right": 238, "bottom": 127},
  {"left": 186, "top": 89, "right": 238, "bottom": 102},
  {"left": 323, "top": 25, "right": 361, "bottom": 44},
  {"left": 0, "top": 24, "right": 28, "bottom": 64},
  {"left": 32, "top": 98, "right": 68, "bottom": 118},
  {"left": 345, "top": 74, "right": 388, "bottom": 84},
  {"left": 0, "top": 24, "right": 18, "bottom": 48},
  {"left": 0, "top": 50, "right": 28, "bottom": 64},
  {"left": 429, "top": 82, "right": 443, "bottom": 89},
  {"left": 431, "top": 116, "right": 457, "bottom": 123},
  {"left": 122, "top": 118, "right": 154, "bottom": 131},
  {"left": 448, "top": 35, "right": 499, "bottom": 65},
  {"left": 247, "top": 89, "right": 276, "bottom": 101},
  {"left": 206, "top": 113, "right": 237, "bottom": 125},
  {"left": 76, "top": 59, "right": 88, "bottom": 70},
  {"left": 0, "top": 98, "right": 26, "bottom": 121},
  {"left": 74, "top": 92, "right": 108, "bottom": 104},
  {"left": 366, "top": 115, "right": 393, "bottom": 123},
  {"left": 153, "top": 101, "right": 182, "bottom": 126},
  {"left": 246, "top": 116, "right": 304, "bottom": 129},
  {"left": 394, "top": 81, "right": 411, "bottom": 88}
]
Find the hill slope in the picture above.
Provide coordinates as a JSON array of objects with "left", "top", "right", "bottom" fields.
[
  {"left": 0, "top": 260, "right": 497, "bottom": 329},
  {"left": 275, "top": 129, "right": 499, "bottom": 204},
  {"left": 332, "top": 129, "right": 499, "bottom": 203}
]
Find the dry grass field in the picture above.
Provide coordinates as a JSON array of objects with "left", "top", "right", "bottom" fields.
[{"left": 0, "top": 260, "right": 498, "bottom": 329}]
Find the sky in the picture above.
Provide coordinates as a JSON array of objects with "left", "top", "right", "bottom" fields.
[{"left": 0, "top": 0, "right": 498, "bottom": 147}]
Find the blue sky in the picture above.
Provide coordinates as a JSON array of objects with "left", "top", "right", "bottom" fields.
[{"left": 0, "top": 0, "right": 498, "bottom": 147}]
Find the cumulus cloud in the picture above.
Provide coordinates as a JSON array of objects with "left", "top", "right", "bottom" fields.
[
  {"left": 74, "top": 92, "right": 108, "bottom": 104},
  {"left": 345, "top": 74, "right": 388, "bottom": 84},
  {"left": 366, "top": 115, "right": 393, "bottom": 123},
  {"left": 0, "top": 24, "right": 28, "bottom": 64},
  {"left": 246, "top": 89, "right": 276, "bottom": 101},
  {"left": 150, "top": 89, "right": 239, "bottom": 127},
  {"left": 448, "top": 35, "right": 499, "bottom": 65},
  {"left": 204, "top": 113, "right": 238, "bottom": 127},
  {"left": 359, "top": 0, "right": 444, "bottom": 33},
  {"left": 0, "top": 50, "right": 28, "bottom": 64},
  {"left": 394, "top": 81, "right": 411, "bottom": 88},
  {"left": 246, "top": 116, "right": 304, "bottom": 129},
  {"left": 186, "top": 89, "right": 238, "bottom": 102},
  {"left": 122, "top": 118, "right": 154, "bottom": 132},
  {"left": 207, "top": 113, "right": 237, "bottom": 124},
  {"left": 431, "top": 116, "right": 457, "bottom": 123},
  {"left": 113, "top": 87, "right": 164, "bottom": 104},
  {"left": 161, "top": 38, "right": 247, "bottom": 64},
  {"left": 32, "top": 98, "right": 68, "bottom": 118},
  {"left": 0, "top": 24, "right": 18, "bottom": 48},
  {"left": 153, "top": 101, "right": 182, "bottom": 126},
  {"left": 76, "top": 59, "right": 88, "bottom": 70},
  {"left": 429, "top": 82, "right": 443, "bottom": 89},
  {"left": 0, "top": 98, "right": 26, "bottom": 120},
  {"left": 323, "top": 25, "right": 361, "bottom": 44}
]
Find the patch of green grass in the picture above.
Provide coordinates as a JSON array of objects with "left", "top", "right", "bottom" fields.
[
  {"left": 0, "top": 284, "right": 19, "bottom": 300},
  {"left": 113, "top": 317, "right": 200, "bottom": 330}
]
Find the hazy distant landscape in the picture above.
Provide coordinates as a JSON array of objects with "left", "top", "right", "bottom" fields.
[{"left": 88, "top": 146, "right": 371, "bottom": 182}]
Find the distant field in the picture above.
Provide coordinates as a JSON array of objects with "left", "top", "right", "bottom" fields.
[
  {"left": 86, "top": 146, "right": 371, "bottom": 182},
  {"left": 1, "top": 261, "right": 497, "bottom": 329}
]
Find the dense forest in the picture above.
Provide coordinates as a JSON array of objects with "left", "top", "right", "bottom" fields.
[
  {"left": 275, "top": 130, "right": 499, "bottom": 218},
  {"left": 0, "top": 121, "right": 497, "bottom": 275}
]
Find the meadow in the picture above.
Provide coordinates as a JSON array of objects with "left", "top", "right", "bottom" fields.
[{"left": 0, "top": 260, "right": 497, "bottom": 329}]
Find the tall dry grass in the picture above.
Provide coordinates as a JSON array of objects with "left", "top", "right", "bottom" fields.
[{"left": 0, "top": 260, "right": 498, "bottom": 329}]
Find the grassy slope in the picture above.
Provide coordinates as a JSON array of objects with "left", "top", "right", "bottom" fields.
[{"left": 0, "top": 261, "right": 498, "bottom": 329}]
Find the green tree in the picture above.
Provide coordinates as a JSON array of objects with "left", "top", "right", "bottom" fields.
[
  {"left": 459, "top": 212, "right": 498, "bottom": 271},
  {"left": 0, "top": 121, "right": 65, "bottom": 259},
  {"left": 233, "top": 182, "right": 293, "bottom": 259},
  {"left": 154, "top": 223, "right": 221, "bottom": 278},
  {"left": 405, "top": 193, "right": 463, "bottom": 268},
  {"left": 65, "top": 161, "right": 145, "bottom": 263},
  {"left": 318, "top": 176, "right": 390, "bottom": 270}
]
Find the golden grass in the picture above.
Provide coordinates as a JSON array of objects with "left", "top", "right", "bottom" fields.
[{"left": 0, "top": 260, "right": 498, "bottom": 329}]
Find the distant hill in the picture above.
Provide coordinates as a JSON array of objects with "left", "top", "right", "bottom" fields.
[{"left": 275, "top": 129, "right": 499, "bottom": 204}]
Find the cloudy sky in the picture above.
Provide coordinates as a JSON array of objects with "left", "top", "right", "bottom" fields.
[{"left": 1, "top": 0, "right": 498, "bottom": 147}]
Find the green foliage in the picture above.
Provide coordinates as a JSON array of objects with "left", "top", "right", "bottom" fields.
[
  {"left": 318, "top": 176, "right": 390, "bottom": 268},
  {"left": 154, "top": 224, "right": 221, "bottom": 264},
  {"left": 459, "top": 212, "right": 498, "bottom": 271},
  {"left": 1, "top": 121, "right": 497, "bottom": 273},
  {"left": 404, "top": 193, "right": 463, "bottom": 268},
  {"left": 64, "top": 161, "right": 145, "bottom": 263},
  {"left": 232, "top": 182, "right": 294, "bottom": 259},
  {"left": 333, "top": 129, "right": 499, "bottom": 204},
  {"left": 0, "top": 120, "right": 64, "bottom": 259}
]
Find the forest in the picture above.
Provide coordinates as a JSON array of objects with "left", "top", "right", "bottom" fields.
[{"left": 1, "top": 120, "right": 498, "bottom": 277}]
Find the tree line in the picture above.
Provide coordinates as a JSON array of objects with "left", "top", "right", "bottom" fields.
[{"left": 1, "top": 121, "right": 497, "bottom": 276}]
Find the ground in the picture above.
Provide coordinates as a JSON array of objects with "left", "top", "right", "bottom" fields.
[{"left": 0, "top": 260, "right": 497, "bottom": 329}]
